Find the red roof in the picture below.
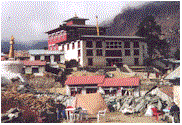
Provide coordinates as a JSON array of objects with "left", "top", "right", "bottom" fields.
[
  {"left": 22, "top": 60, "right": 46, "bottom": 66},
  {"left": 98, "top": 77, "right": 140, "bottom": 87},
  {"left": 65, "top": 75, "right": 105, "bottom": 85}
]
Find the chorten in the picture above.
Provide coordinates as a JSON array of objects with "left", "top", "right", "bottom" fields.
[
  {"left": 1, "top": 35, "right": 28, "bottom": 85},
  {"left": 9, "top": 35, "right": 15, "bottom": 60}
]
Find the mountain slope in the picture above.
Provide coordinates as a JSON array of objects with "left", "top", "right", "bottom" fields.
[
  {"left": 102, "top": 1, "right": 180, "bottom": 53},
  {"left": 1, "top": 40, "right": 48, "bottom": 53}
]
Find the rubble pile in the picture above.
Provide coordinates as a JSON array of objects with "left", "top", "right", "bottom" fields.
[
  {"left": 1, "top": 108, "right": 22, "bottom": 123},
  {"left": 1, "top": 83, "right": 75, "bottom": 123},
  {"left": 104, "top": 94, "right": 168, "bottom": 115}
]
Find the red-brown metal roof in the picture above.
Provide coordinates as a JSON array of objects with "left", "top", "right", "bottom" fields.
[
  {"left": 22, "top": 60, "right": 46, "bottom": 66},
  {"left": 98, "top": 77, "right": 140, "bottom": 87},
  {"left": 65, "top": 75, "right": 105, "bottom": 85}
]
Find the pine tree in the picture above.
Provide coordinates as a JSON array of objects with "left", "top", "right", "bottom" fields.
[{"left": 135, "top": 15, "right": 168, "bottom": 59}]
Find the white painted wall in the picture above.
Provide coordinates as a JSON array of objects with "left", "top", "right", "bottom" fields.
[
  {"left": 66, "top": 85, "right": 71, "bottom": 95},
  {"left": 30, "top": 55, "right": 35, "bottom": 61},
  {"left": 59, "top": 40, "right": 83, "bottom": 66},
  {"left": 25, "top": 66, "right": 45, "bottom": 76},
  {"left": 59, "top": 38, "right": 148, "bottom": 67},
  {"left": 40, "top": 55, "right": 45, "bottom": 61},
  {"left": 25, "top": 66, "right": 32, "bottom": 74}
]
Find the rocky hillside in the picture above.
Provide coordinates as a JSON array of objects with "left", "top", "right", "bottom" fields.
[{"left": 101, "top": 1, "right": 180, "bottom": 56}]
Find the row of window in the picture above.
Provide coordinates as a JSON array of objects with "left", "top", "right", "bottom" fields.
[
  {"left": 62, "top": 41, "right": 80, "bottom": 51},
  {"left": 87, "top": 57, "right": 139, "bottom": 66},
  {"left": 86, "top": 41, "right": 102, "bottom": 48},
  {"left": 85, "top": 49, "right": 140, "bottom": 57},
  {"left": 34, "top": 55, "right": 60, "bottom": 62},
  {"left": 86, "top": 41, "right": 140, "bottom": 49},
  {"left": 48, "top": 31, "right": 66, "bottom": 40},
  {"left": 106, "top": 42, "right": 122, "bottom": 48}
]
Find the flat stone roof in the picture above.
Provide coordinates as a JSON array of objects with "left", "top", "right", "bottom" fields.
[
  {"left": 81, "top": 35, "right": 145, "bottom": 39},
  {"left": 28, "top": 49, "right": 64, "bottom": 55}
]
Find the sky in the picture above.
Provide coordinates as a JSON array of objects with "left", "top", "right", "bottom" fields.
[{"left": 1, "top": 0, "right": 147, "bottom": 42}]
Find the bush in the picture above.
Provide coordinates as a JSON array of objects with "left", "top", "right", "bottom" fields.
[{"left": 65, "top": 59, "right": 78, "bottom": 68}]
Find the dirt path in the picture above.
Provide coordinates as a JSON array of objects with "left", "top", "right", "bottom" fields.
[
  {"left": 74, "top": 112, "right": 167, "bottom": 123},
  {"left": 104, "top": 112, "right": 167, "bottom": 123}
]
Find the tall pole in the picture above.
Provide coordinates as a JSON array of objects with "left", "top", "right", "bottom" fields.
[{"left": 96, "top": 15, "right": 100, "bottom": 36}]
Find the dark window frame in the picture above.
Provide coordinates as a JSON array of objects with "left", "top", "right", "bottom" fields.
[
  {"left": 96, "top": 41, "right": 102, "bottom": 48},
  {"left": 78, "top": 50, "right": 81, "bottom": 57},
  {"left": 133, "top": 41, "right": 139, "bottom": 48},
  {"left": 54, "top": 55, "right": 60, "bottom": 62},
  {"left": 62, "top": 45, "right": 64, "bottom": 51},
  {"left": 86, "top": 49, "right": 93, "bottom": 56},
  {"left": 125, "top": 49, "right": 131, "bottom": 56},
  {"left": 105, "top": 50, "right": 122, "bottom": 57},
  {"left": 67, "top": 44, "right": 70, "bottom": 50},
  {"left": 124, "top": 41, "right": 130, "bottom": 48},
  {"left": 45, "top": 56, "right": 50, "bottom": 62},
  {"left": 134, "top": 49, "right": 140, "bottom": 56},
  {"left": 96, "top": 49, "right": 103, "bottom": 56},
  {"left": 86, "top": 41, "right": 93, "bottom": 48},
  {"left": 78, "top": 41, "right": 80, "bottom": 48},
  {"left": 88, "top": 58, "right": 93, "bottom": 66},
  {"left": 32, "top": 68, "right": 39, "bottom": 73},
  {"left": 35, "top": 55, "right": 40, "bottom": 60},
  {"left": 72, "top": 43, "right": 75, "bottom": 49}
]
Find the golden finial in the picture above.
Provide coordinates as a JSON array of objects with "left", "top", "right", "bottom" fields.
[
  {"left": 96, "top": 15, "right": 100, "bottom": 36},
  {"left": 11, "top": 35, "right": 14, "bottom": 41},
  {"left": 75, "top": 12, "right": 78, "bottom": 18}
]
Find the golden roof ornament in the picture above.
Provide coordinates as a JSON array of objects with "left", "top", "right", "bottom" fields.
[
  {"left": 9, "top": 35, "right": 15, "bottom": 59},
  {"left": 11, "top": 35, "right": 14, "bottom": 41}
]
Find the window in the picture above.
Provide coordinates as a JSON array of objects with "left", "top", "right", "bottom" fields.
[
  {"left": 134, "top": 58, "right": 139, "bottom": 65},
  {"left": 133, "top": 42, "right": 139, "bottom": 48},
  {"left": 78, "top": 50, "right": 81, "bottom": 57},
  {"left": 105, "top": 50, "right": 122, "bottom": 57},
  {"left": 124, "top": 41, "right": 130, "bottom": 48},
  {"left": 86, "top": 49, "right": 93, "bottom": 56},
  {"left": 96, "top": 49, "right": 102, "bottom": 56},
  {"left": 88, "top": 58, "right": 93, "bottom": 66},
  {"left": 62, "top": 45, "right": 64, "bottom": 51},
  {"left": 86, "top": 88, "right": 97, "bottom": 93},
  {"left": 86, "top": 41, "right": 93, "bottom": 48},
  {"left": 45, "top": 56, "right": 50, "bottom": 62},
  {"left": 72, "top": 43, "right": 75, "bottom": 49},
  {"left": 96, "top": 41, "right": 102, "bottom": 48},
  {"left": 54, "top": 55, "right": 60, "bottom": 62},
  {"left": 35, "top": 55, "right": 40, "bottom": 60},
  {"left": 134, "top": 49, "right": 139, "bottom": 56},
  {"left": 78, "top": 41, "right": 80, "bottom": 48},
  {"left": 67, "top": 44, "right": 69, "bottom": 50},
  {"left": 32, "top": 68, "right": 39, "bottom": 73},
  {"left": 125, "top": 49, "right": 130, "bottom": 56}
]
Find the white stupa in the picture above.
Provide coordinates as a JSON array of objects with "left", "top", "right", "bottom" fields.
[{"left": 1, "top": 36, "right": 27, "bottom": 85}]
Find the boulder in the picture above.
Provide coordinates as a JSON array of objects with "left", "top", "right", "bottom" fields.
[{"left": 7, "top": 108, "right": 19, "bottom": 114}]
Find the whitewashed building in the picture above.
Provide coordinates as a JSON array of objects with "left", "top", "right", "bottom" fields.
[
  {"left": 46, "top": 15, "right": 148, "bottom": 67},
  {"left": 28, "top": 49, "right": 65, "bottom": 65}
]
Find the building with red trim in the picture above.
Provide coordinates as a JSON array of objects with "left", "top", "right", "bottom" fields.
[
  {"left": 65, "top": 75, "right": 140, "bottom": 96},
  {"left": 45, "top": 15, "right": 148, "bottom": 67}
]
